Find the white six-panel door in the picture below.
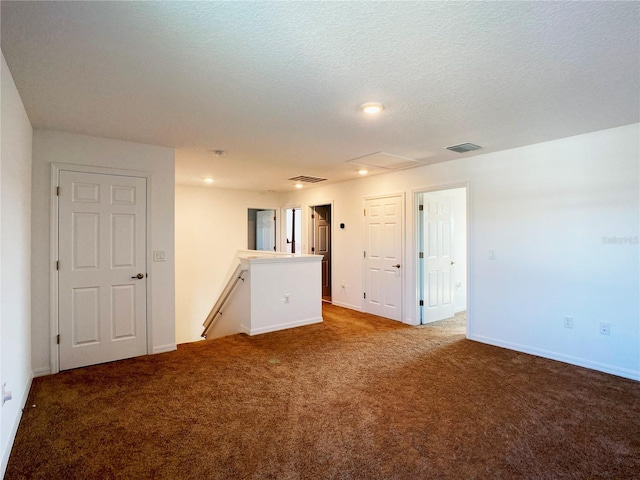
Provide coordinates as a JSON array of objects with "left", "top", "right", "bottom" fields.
[
  {"left": 364, "top": 195, "right": 403, "bottom": 321},
  {"left": 58, "top": 171, "right": 147, "bottom": 370},
  {"left": 422, "top": 193, "right": 455, "bottom": 323}
]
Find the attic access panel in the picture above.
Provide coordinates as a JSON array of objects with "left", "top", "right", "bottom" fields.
[{"left": 345, "top": 152, "right": 424, "bottom": 170}]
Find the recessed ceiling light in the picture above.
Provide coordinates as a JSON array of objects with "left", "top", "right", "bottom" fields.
[
  {"left": 358, "top": 169, "right": 368, "bottom": 175},
  {"left": 360, "top": 102, "right": 385, "bottom": 114},
  {"left": 203, "top": 178, "right": 214, "bottom": 184},
  {"left": 295, "top": 183, "right": 303, "bottom": 189}
]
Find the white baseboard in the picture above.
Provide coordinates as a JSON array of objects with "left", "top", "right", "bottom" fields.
[
  {"left": 247, "top": 316, "right": 323, "bottom": 336},
  {"left": 152, "top": 344, "right": 177, "bottom": 354},
  {"left": 455, "top": 306, "right": 467, "bottom": 314},
  {"left": 469, "top": 333, "right": 640, "bottom": 381},
  {"left": 330, "top": 301, "right": 363, "bottom": 312},
  {"left": 1, "top": 372, "right": 33, "bottom": 479},
  {"left": 32, "top": 366, "right": 51, "bottom": 378}
]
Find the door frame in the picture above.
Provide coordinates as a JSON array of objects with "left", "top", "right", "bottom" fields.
[
  {"left": 305, "top": 201, "right": 334, "bottom": 302},
  {"left": 362, "top": 192, "right": 405, "bottom": 321},
  {"left": 412, "top": 182, "right": 471, "bottom": 332},
  {"left": 50, "top": 163, "right": 153, "bottom": 374},
  {"left": 247, "top": 206, "right": 280, "bottom": 252}
]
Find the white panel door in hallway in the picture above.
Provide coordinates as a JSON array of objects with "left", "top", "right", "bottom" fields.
[
  {"left": 364, "top": 195, "right": 403, "bottom": 321},
  {"left": 58, "top": 171, "right": 147, "bottom": 370},
  {"left": 422, "top": 193, "right": 455, "bottom": 323},
  {"left": 256, "top": 210, "right": 275, "bottom": 251}
]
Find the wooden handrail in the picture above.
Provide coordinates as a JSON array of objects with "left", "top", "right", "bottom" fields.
[{"left": 201, "top": 263, "right": 246, "bottom": 338}]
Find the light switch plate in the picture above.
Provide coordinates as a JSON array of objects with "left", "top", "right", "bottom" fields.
[{"left": 153, "top": 250, "right": 166, "bottom": 262}]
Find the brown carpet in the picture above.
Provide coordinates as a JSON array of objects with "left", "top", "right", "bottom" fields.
[{"left": 6, "top": 305, "right": 640, "bottom": 479}]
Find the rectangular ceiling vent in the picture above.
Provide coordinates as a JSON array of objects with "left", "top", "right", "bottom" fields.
[
  {"left": 288, "top": 175, "right": 327, "bottom": 183},
  {"left": 446, "top": 143, "right": 482, "bottom": 153}
]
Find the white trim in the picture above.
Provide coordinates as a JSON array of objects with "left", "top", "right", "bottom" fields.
[
  {"left": 32, "top": 367, "right": 51, "bottom": 378},
  {"left": 362, "top": 192, "right": 405, "bottom": 321},
  {"left": 0, "top": 373, "right": 32, "bottom": 478},
  {"left": 469, "top": 334, "right": 640, "bottom": 381},
  {"left": 50, "top": 163, "right": 153, "bottom": 373},
  {"left": 152, "top": 344, "right": 177, "bottom": 354},
  {"left": 244, "top": 316, "right": 323, "bottom": 336},
  {"left": 331, "top": 301, "right": 363, "bottom": 312}
]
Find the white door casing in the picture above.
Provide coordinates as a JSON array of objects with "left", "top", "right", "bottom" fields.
[
  {"left": 364, "top": 195, "right": 403, "bottom": 321},
  {"left": 58, "top": 171, "right": 147, "bottom": 370},
  {"left": 422, "top": 193, "right": 455, "bottom": 323}
]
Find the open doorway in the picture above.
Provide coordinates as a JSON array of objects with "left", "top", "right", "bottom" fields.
[
  {"left": 310, "top": 204, "right": 332, "bottom": 303},
  {"left": 248, "top": 208, "right": 276, "bottom": 251},
  {"left": 416, "top": 187, "right": 467, "bottom": 326}
]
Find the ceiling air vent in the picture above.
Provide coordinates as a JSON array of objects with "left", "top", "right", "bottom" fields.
[
  {"left": 288, "top": 175, "right": 327, "bottom": 183},
  {"left": 446, "top": 143, "right": 482, "bottom": 153}
]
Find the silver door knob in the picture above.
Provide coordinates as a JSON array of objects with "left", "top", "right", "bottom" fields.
[
  {"left": 392, "top": 264, "right": 401, "bottom": 268},
  {"left": 131, "top": 273, "right": 144, "bottom": 279}
]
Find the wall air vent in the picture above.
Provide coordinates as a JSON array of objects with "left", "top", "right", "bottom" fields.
[
  {"left": 288, "top": 175, "right": 327, "bottom": 183},
  {"left": 446, "top": 143, "right": 482, "bottom": 153}
]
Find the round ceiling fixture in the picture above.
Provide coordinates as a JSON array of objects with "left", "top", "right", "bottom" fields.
[
  {"left": 360, "top": 102, "right": 385, "bottom": 114},
  {"left": 295, "top": 183, "right": 303, "bottom": 189},
  {"left": 203, "top": 178, "right": 214, "bottom": 184},
  {"left": 358, "top": 169, "right": 368, "bottom": 176}
]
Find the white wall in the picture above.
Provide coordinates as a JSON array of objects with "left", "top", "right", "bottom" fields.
[
  {"left": 175, "top": 185, "right": 279, "bottom": 344},
  {"left": 279, "top": 124, "right": 639, "bottom": 380},
  {"left": 1, "top": 53, "right": 33, "bottom": 478},
  {"left": 31, "top": 130, "right": 176, "bottom": 375}
]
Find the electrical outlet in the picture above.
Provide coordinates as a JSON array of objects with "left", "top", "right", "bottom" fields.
[
  {"left": 284, "top": 294, "right": 290, "bottom": 304},
  {"left": 599, "top": 322, "right": 610, "bottom": 335},
  {"left": 563, "top": 316, "right": 573, "bottom": 329}
]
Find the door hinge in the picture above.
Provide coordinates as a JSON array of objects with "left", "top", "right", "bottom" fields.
[
  {"left": 363, "top": 209, "right": 366, "bottom": 216},
  {"left": 56, "top": 334, "right": 60, "bottom": 344},
  {"left": 56, "top": 260, "right": 60, "bottom": 270},
  {"left": 56, "top": 186, "right": 60, "bottom": 196},
  {"left": 419, "top": 252, "right": 424, "bottom": 259},
  {"left": 418, "top": 204, "right": 423, "bottom": 211},
  {"left": 311, "top": 214, "right": 315, "bottom": 219},
  {"left": 311, "top": 246, "right": 315, "bottom": 253},
  {"left": 363, "top": 251, "right": 366, "bottom": 258},
  {"left": 419, "top": 300, "right": 424, "bottom": 306},
  {"left": 273, "top": 216, "right": 276, "bottom": 221},
  {"left": 363, "top": 292, "right": 366, "bottom": 299}
]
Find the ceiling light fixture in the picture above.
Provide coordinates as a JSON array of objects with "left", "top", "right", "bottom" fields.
[
  {"left": 203, "top": 178, "right": 214, "bottom": 184},
  {"left": 295, "top": 183, "right": 303, "bottom": 189},
  {"left": 358, "top": 169, "right": 368, "bottom": 175},
  {"left": 360, "top": 102, "right": 385, "bottom": 114}
]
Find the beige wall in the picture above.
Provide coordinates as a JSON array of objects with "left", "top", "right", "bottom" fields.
[{"left": 175, "top": 185, "right": 279, "bottom": 344}]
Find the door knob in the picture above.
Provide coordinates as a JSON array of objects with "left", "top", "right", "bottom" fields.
[
  {"left": 392, "top": 264, "right": 401, "bottom": 268},
  {"left": 450, "top": 261, "right": 455, "bottom": 265},
  {"left": 131, "top": 273, "right": 145, "bottom": 279}
]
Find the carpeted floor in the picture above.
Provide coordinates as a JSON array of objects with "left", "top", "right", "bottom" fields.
[{"left": 6, "top": 304, "right": 640, "bottom": 479}]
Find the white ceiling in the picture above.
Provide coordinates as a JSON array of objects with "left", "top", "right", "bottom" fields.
[{"left": 2, "top": 1, "right": 638, "bottom": 192}]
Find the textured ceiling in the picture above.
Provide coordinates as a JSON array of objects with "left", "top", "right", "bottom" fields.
[{"left": 2, "top": 1, "right": 639, "bottom": 192}]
